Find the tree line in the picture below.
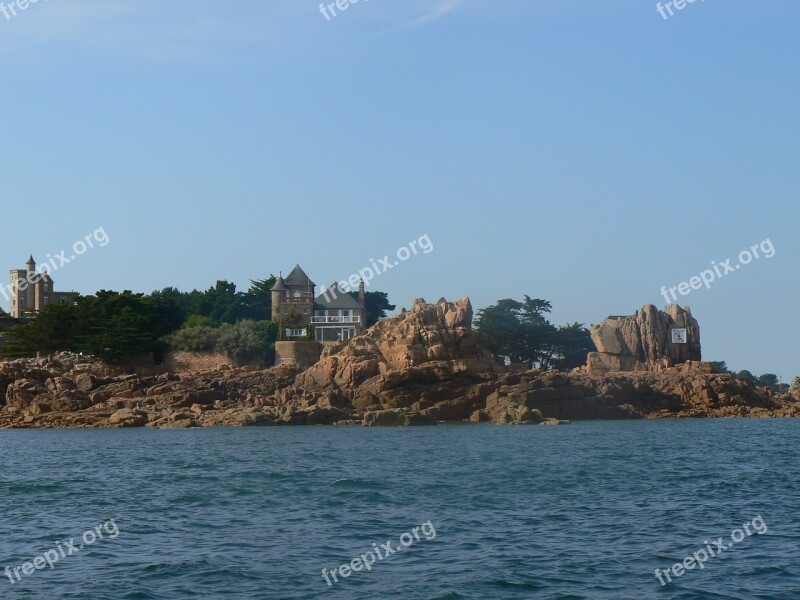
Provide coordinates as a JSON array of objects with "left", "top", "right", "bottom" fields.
[
  {"left": 0, "top": 279, "right": 395, "bottom": 364},
  {"left": 708, "top": 362, "right": 785, "bottom": 392}
]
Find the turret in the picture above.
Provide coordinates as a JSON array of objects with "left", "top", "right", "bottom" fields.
[{"left": 270, "top": 275, "right": 287, "bottom": 322}]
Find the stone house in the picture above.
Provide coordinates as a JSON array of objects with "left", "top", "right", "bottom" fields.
[
  {"left": 9, "top": 256, "right": 76, "bottom": 318},
  {"left": 270, "top": 264, "right": 366, "bottom": 342}
]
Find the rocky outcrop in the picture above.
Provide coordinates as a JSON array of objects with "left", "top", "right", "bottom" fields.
[
  {"left": 0, "top": 353, "right": 305, "bottom": 429},
  {"left": 477, "top": 361, "right": 798, "bottom": 423},
  {"left": 363, "top": 409, "right": 436, "bottom": 427},
  {"left": 286, "top": 296, "right": 497, "bottom": 415},
  {"left": 587, "top": 304, "right": 701, "bottom": 373}
]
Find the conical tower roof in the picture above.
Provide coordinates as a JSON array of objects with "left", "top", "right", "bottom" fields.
[
  {"left": 271, "top": 275, "right": 288, "bottom": 291},
  {"left": 284, "top": 264, "right": 314, "bottom": 288}
]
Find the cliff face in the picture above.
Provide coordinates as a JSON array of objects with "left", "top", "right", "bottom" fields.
[
  {"left": 0, "top": 298, "right": 796, "bottom": 429},
  {"left": 587, "top": 304, "right": 701, "bottom": 373}
]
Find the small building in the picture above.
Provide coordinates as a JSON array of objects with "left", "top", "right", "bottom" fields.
[
  {"left": 9, "top": 256, "right": 76, "bottom": 318},
  {"left": 270, "top": 264, "right": 366, "bottom": 342}
]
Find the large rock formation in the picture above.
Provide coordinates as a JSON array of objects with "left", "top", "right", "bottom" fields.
[
  {"left": 287, "top": 296, "right": 497, "bottom": 418},
  {"left": 587, "top": 304, "right": 701, "bottom": 373}
]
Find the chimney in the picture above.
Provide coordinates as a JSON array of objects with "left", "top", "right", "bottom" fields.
[{"left": 358, "top": 279, "right": 365, "bottom": 307}]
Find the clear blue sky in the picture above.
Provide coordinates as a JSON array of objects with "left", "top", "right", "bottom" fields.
[{"left": 1, "top": 0, "right": 797, "bottom": 380}]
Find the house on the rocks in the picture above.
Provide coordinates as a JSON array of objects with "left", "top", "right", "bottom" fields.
[{"left": 270, "top": 264, "right": 367, "bottom": 343}]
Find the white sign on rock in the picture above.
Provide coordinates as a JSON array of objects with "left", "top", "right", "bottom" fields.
[{"left": 671, "top": 328, "right": 687, "bottom": 344}]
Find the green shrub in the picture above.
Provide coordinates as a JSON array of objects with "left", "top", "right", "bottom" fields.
[
  {"left": 215, "top": 320, "right": 277, "bottom": 365},
  {"left": 167, "top": 326, "right": 219, "bottom": 352},
  {"left": 166, "top": 320, "right": 277, "bottom": 365}
]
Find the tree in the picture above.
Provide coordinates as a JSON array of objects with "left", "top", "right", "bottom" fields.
[
  {"left": 755, "top": 373, "right": 779, "bottom": 390},
  {"left": 182, "top": 315, "right": 216, "bottom": 329},
  {"left": 1, "top": 301, "right": 84, "bottom": 358},
  {"left": 709, "top": 361, "right": 730, "bottom": 373},
  {"left": 151, "top": 281, "right": 249, "bottom": 324},
  {"left": 551, "top": 322, "right": 594, "bottom": 370},
  {"left": 349, "top": 291, "right": 396, "bottom": 327},
  {"left": 476, "top": 296, "right": 594, "bottom": 370},
  {"left": 475, "top": 296, "right": 556, "bottom": 367},
  {"left": 736, "top": 370, "right": 756, "bottom": 383},
  {"left": 241, "top": 277, "right": 277, "bottom": 321}
]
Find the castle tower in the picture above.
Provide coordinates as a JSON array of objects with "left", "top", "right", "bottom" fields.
[
  {"left": 24, "top": 256, "right": 36, "bottom": 313},
  {"left": 270, "top": 274, "right": 287, "bottom": 322}
]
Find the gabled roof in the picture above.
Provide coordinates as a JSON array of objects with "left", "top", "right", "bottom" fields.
[
  {"left": 270, "top": 275, "right": 287, "bottom": 291},
  {"left": 315, "top": 283, "right": 364, "bottom": 310},
  {"left": 284, "top": 264, "right": 314, "bottom": 289}
]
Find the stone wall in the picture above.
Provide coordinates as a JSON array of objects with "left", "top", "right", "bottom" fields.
[
  {"left": 274, "top": 341, "right": 323, "bottom": 370},
  {"left": 163, "top": 351, "right": 235, "bottom": 373}
]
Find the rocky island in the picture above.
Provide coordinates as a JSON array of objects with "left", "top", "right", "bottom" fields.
[{"left": 0, "top": 297, "right": 797, "bottom": 428}]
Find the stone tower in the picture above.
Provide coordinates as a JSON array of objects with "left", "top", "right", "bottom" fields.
[
  {"left": 25, "top": 255, "right": 36, "bottom": 313},
  {"left": 271, "top": 274, "right": 287, "bottom": 322}
]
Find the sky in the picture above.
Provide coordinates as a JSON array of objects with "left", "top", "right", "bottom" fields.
[{"left": 0, "top": 0, "right": 797, "bottom": 380}]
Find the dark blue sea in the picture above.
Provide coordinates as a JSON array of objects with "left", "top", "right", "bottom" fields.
[{"left": 1, "top": 420, "right": 798, "bottom": 599}]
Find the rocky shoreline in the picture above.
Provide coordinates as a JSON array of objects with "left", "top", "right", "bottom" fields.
[{"left": 1, "top": 298, "right": 797, "bottom": 429}]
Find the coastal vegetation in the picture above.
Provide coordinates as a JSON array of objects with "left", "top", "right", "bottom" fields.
[
  {"left": 0, "top": 290, "right": 182, "bottom": 363},
  {"left": 708, "top": 361, "right": 784, "bottom": 392},
  {"left": 474, "top": 296, "right": 594, "bottom": 370},
  {"left": 0, "top": 278, "right": 395, "bottom": 364}
]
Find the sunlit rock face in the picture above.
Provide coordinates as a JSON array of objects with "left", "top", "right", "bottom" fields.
[{"left": 587, "top": 304, "right": 701, "bottom": 374}]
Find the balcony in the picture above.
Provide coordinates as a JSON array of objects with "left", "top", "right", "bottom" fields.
[
  {"left": 283, "top": 296, "right": 313, "bottom": 304},
  {"left": 311, "top": 315, "right": 361, "bottom": 324}
]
